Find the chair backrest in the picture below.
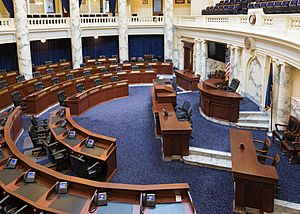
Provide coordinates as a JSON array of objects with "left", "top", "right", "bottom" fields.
[
  {"left": 59, "top": 59, "right": 66, "bottom": 62},
  {"left": 110, "top": 76, "right": 120, "bottom": 82},
  {"left": 42, "top": 141, "right": 55, "bottom": 163},
  {"left": 46, "top": 68, "right": 54, "bottom": 74},
  {"left": 95, "top": 61, "right": 101, "bottom": 65},
  {"left": 32, "top": 71, "right": 41, "bottom": 78},
  {"left": 84, "top": 56, "right": 90, "bottom": 61},
  {"left": 45, "top": 60, "right": 52, "bottom": 65},
  {"left": 132, "top": 65, "right": 139, "bottom": 70},
  {"left": 101, "top": 68, "right": 109, "bottom": 73},
  {"left": 66, "top": 74, "right": 74, "bottom": 80},
  {"left": 76, "top": 83, "right": 85, "bottom": 93},
  {"left": 51, "top": 77, "right": 60, "bottom": 85},
  {"left": 137, "top": 57, "right": 144, "bottom": 62},
  {"left": 112, "top": 55, "right": 118, "bottom": 59},
  {"left": 30, "top": 115, "right": 39, "bottom": 127},
  {"left": 146, "top": 65, "right": 152, "bottom": 70},
  {"left": 16, "top": 75, "right": 25, "bottom": 83},
  {"left": 28, "top": 126, "right": 42, "bottom": 147},
  {"left": 83, "top": 70, "right": 91, "bottom": 77},
  {"left": 94, "top": 79, "right": 102, "bottom": 86},
  {"left": 288, "top": 116, "right": 300, "bottom": 133},
  {"left": 80, "top": 63, "right": 87, "bottom": 68},
  {"left": 0, "top": 69, "right": 6, "bottom": 74},
  {"left": 99, "top": 55, "right": 106, "bottom": 58},
  {"left": 182, "top": 101, "right": 191, "bottom": 113},
  {"left": 11, "top": 91, "right": 22, "bottom": 106},
  {"left": 69, "top": 155, "right": 88, "bottom": 178},
  {"left": 115, "top": 66, "right": 122, "bottom": 71},
  {"left": 165, "top": 59, "right": 172, "bottom": 62},
  {"left": 151, "top": 58, "right": 158, "bottom": 62},
  {"left": 57, "top": 90, "right": 66, "bottom": 105},
  {"left": 171, "top": 79, "right": 178, "bottom": 92},
  {"left": 229, "top": 78, "right": 240, "bottom": 92},
  {"left": 34, "top": 82, "right": 44, "bottom": 91},
  {"left": 62, "top": 66, "right": 69, "bottom": 70},
  {"left": 0, "top": 80, "right": 8, "bottom": 89},
  {"left": 131, "top": 57, "right": 137, "bottom": 62}
]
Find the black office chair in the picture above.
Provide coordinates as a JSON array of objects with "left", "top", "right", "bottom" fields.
[
  {"left": 151, "top": 58, "right": 158, "bottom": 62},
  {"left": 137, "top": 57, "right": 144, "bottom": 62},
  {"left": 59, "top": 59, "right": 66, "bottom": 62},
  {"left": 62, "top": 65, "right": 69, "bottom": 70},
  {"left": 28, "top": 126, "right": 49, "bottom": 158},
  {"left": 30, "top": 115, "right": 49, "bottom": 134},
  {"left": 84, "top": 56, "right": 91, "bottom": 61},
  {"left": 32, "top": 71, "right": 41, "bottom": 78},
  {"left": 46, "top": 68, "right": 54, "bottom": 74},
  {"left": 34, "top": 82, "right": 44, "bottom": 92},
  {"left": 43, "top": 141, "right": 69, "bottom": 170},
  {"left": 177, "top": 109, "right": 193, "bottom": 128},
  {"left": 11, "top": 91, "right": 26, "bottom": 111},
  {"left": 110, "top": 76, "right": 120, "bottom": 82},
  {"left": 112, "top": 55, "right": 118, "bottom": 60},
  {"left": 51, "top": 77, "right": 60, "bottom": 85},
  {"left": 16, "top": 75, "right": 25, "bottom": 83},
  {"left": 69, "top": 155, "right": 102, "bottom": 180},
  {"left": 0, "top": 69, "right": 6, "bottom": 74},
  {"left": 57, "top": 90, "right": 68, "bottom": 107},
  {"left": 223, "top": 78, "right": 240, "bottom": 92},
  {"left": 146, "top": 65, "right": 153, "bottom": 70},
  {"left": 171, "top": 79, "right": 178, "bottom": 92},
  {"left": 80, "top": 63, "right": 87, "bottom": 68},
  {"left": 94, "top": 79, "right": 102, "bottom": 86},
  {"left": 83, "top": 70, "right": 91, "bottom": 77},
  {"left": 100, "top": 68, "right": 109, "bottom": 73},
  {"left": 130, "top": 57, "right": 137, "bottom": 62},
  {"left": 45, "top": 60, "right": 52, "bottom": 65},
  {"left": 123, "top": 60, "right": 129, "bottom": 63},
  {"left": 0, "top": 80, "right": 8, "bottom": 89},
  {"left": 66, "top": 73, "right": 74, "bottom": 80},
  {"left": 176, "top": 101, "right": 191, "bottom": 115},
  {"left": 76, "top": 83, "right": 85, "bottom": 93},
  {"left": 115, "top": 66, "right": 122, "bottom": 72},
  {"left": 132, "top": 65, "right": 139, "bottom": 71},
  {"left": 99, "top": 55, "right": 106, "bottom": 58}
]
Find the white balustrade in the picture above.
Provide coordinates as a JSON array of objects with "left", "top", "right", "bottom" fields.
[
  {"left": 0, "top": 18, "right": 15, "bottom": 31},
  {"left": 28, "top": 18, "right": 70, "bottom": 29},
  {"left": 128, "top": 16, "right": 164, "bottom": 25},
  {"left": 80, "top": 16, "right": 118, "bottom": 26}
]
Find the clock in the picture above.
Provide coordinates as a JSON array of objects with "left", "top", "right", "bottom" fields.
[{"left": 249, "top": 14, "right": 256, "bottom": 25}]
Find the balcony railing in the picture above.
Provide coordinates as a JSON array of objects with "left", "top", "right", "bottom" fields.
[
  {"left": 128, "top": 16, "right": 164, "bottom": 25},
  {"left": 80, "top": 16, "right": 118, "bottom": 26},
  {"left": 28, "top": 17, "right": 70, "bottom": 29},
  {"left": 0, "top": 18, "right": 15, "bottom": 31}
]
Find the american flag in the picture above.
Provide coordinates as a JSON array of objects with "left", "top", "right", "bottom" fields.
[{"left": 225, "top": 58, "right": 231, "bottom": 81}]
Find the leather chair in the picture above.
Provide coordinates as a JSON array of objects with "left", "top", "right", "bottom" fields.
[
  {"left": 66, "top": 73, "right": 74, "bottom": 80},
  {"left": 80, "top": 63, "right": 87, "bottom": 68},
  {"left": 43, "top": 141, "right": 69, "bottom": 170},
  {"left": 101, "top": 68, "right": 109, "bottom": 73},
  {"left": 165, "top": 59, "right": 172, "bottom": 63},
  {"left": 115, "top": 66, "right": 122, "bottom": 72},
  {"left": 30, "top": 115, "right": 49, "bottom": 135},
  {"left": 253, "top": 138, "right": 271, "bottom": 163},
  {"left": 131, "top": 57, "right": 137, "bottom": 62},
  {"left": 132, "top": 65, "right": 139, "bottom": 71},
  {"left": 16, "top": 75, "right": 25, "bottom": 83},
  {"left": 176, "top": 101, "right": 191, "bottom": 116},
  {"left": 280, "top": 139, "right": 300, "bottom": 164},
  {"left": 69, "top": 155, "right": 102, "bottom": 180},
  {"left": 46, "top": 68, "right": 54, "bottom": 74},
  {"left": 57, "top": 90, "right": 68, "bottom": 107},
  {"left": 171, "top": 79, "right": 178, "bottom": 92},
  {"left": 34, "top": 82, "right": 44, "bottom": 92},
  {"left": 0, "top": 80, "right": 8, "bottom": 89},
  {"left": 11, "top": 91, "right": 26, "bottom": 111},
  {"left": 151, "top": 58, "right": 158, "bottom": 62},
  {"left": 99, "top": 55, "right": 106, "bottom": 58},
  {"left": 83, "top": 70, "right": 91, "bottom": 77},
  {"left": 137, "top": 57, "right": 144, "bottom": 62},
  {"left": 75, "top": 83, "right": 85, "bottom": 93},
  {"left": 62, "top": 65, "right": 69, "bottom": 70},
  {"left": 51, "top": 77, "right": 60, "bottom": 85},
  {"left": 94, "top": 79, "right": 102, "bottom": 86},
  {"left": 84, "top": 56, "right": 90, "bottom": 61},
  {"left": 223, "top": 78, "right": 240, "bottom": 92},
  {"left": 59, "top": 59, "right": 66, "bottom": 62},
  {"left": 28, "top": 126, "right": 49, "bottom": 158},
  {"left": 146, "top": 65, "right": 153, "bottom": 70},
  {"left": 272, "top": 115, "right": 300, "bottom": 145},
  {"left": 32, "top": 71, "right": 41, "bottom": 78},
  {"left": 45, "top": 60, "right": 52, "bottom": 65},
  {"left": 0, "top": 69, "right": 6, "bottom": 74},
  {"left": 110, "top": 76, "right": 120, "bottom": 82}
]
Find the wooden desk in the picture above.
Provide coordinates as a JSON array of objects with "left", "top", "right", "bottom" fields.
[
  {"left": 2, "top": 107, "right": 196, "bottom": 214},
  {"left": 230, "top": 129, "right": 279, "bottom": 213},
  {"left": 33, "top": 61, "right": 72, "bottom": 74},
  {"left": 65, "top": 81, "right": 129, "bottom": 115},
  {"left": 175, "top": 70, "right": 200, "bottom": 91},
  {"left": 153, "top": 79, "right": 176, "bottom": 107},
  {"left": 198, "top": 79, "right": 243, "bottom": 123},
  {"left": 0, "top": 71, "right": 18, "bottom": 85}
]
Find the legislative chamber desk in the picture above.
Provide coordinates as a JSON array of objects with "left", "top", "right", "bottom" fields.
[
  {"left": 1, "top": 107, "right": 196, "bottom": 213},
  {"left": 152, "top": 79, "right": 176, "bottom": 107},
  {"left": 65, "top": 80, "right": 129, "bottom": 115},
  {"left": 175, "top": 70, "right": 200, "bottom": 91},
  {"left": 198, "top": 79, "right": 243, "bottom": 123},
  {"left": 0, "top": 71, "right": 18, "bottom": 85},
  {"left": 230, "top": 129, "right": 279, "bottom": 213},
  {"left": 33, "top": 61, "right": 72, "bottom": 74}
]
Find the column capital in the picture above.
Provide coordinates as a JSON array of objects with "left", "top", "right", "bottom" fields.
[{"left": 194, "top": 38, "right": 201, "bottom": 44}]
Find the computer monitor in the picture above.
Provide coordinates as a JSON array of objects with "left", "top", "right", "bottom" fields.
[
  {"left": 56, "top": 181, "right": 68, "bottom": 194},
  {"left": 59, "top": 110, "right": 65, "bottom": 117},
  {"left": 6, "top": 158, "right": 17, "bottom": 169},
  {"left": 86, "top": 139, "right": 94, "bottom": 148},
  {"left": 142, "top": 193, "right": 156, "bottom": 207},
  {"left": 24, "top": 171, "right": 36, "bottom": 183},
  {"left": 60, "top": 120, "right": 67, "bottom": 128},
  {"left": 68, "top": 130, "right": 76, "bottom": 139},
  {"left": 94, "top": 192, "right": 108, "bottom": 206}
]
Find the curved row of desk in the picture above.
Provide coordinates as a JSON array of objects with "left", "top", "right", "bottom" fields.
[
  {"left": 0, "top": 107, "right": 196, "bottom": 213},
  {"left": 1, "top": 69, "right": 157, "bottom": 113}
]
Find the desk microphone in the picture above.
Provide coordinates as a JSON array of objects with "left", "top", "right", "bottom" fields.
[
  {"left": 239, "top": 142, "right": 245, "bottom": 150},
  {"left": 162, "top": 108, "right": 169, "bottom": 116}
]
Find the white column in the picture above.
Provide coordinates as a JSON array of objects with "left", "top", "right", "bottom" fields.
[
  {"left": 178, "top": 38, "right": 184, "bottom": 70},
  {"left": 26, "top": 0, "right": 31, "bottom": 14},
  {"left": 13, "top": 0, "right": 33, "bottom": 79},
  {"left": 164, "top": 0, "right": 173, "bottom": 60},
  {"left": 271, "top": 60, "right": 280, "bottom": 131},
  {"left": 228, "top": 45, "right": 234, "bottom": 82},
  {"left": 70, "top": 0, "right": 83, "bottom": 68},
  {"left": 277, "top": 63, "right": 292, "bottom": 124},
  {"left": 118, "top": 0, "right": 128, "bottom": 62},
  {"left": 194, "top": 39, "right": 201, "bottom": 76},
  {"left": 200, "top": 40, "right": 208, "bottom": 80}
]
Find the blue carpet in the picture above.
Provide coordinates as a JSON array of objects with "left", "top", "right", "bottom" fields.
[{"left": 15, "top": 86, "right": 300, "bottom": 213}]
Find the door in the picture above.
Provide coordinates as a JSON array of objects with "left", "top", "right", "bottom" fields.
[{"left": 184, "top": 42, "right": 193, "bottom": 71}]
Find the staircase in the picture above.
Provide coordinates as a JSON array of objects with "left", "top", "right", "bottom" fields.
[{"left": 236, "top": 111, "right": 269, "bottom": 130}]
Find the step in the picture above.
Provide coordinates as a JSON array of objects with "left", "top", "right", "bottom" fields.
[
  {"left": 189, "top": 147, "right": 231, "bottom": 160},
  {"left": 238, "top": 118, "right": 269, "bottom": 124},
  {"left": 239, "top": 111, "right": 269, "bottom": 120},
  {"left": 236, "top": 122, "right": 269, "bottom": 130}
]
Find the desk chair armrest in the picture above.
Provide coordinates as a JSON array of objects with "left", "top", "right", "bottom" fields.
[
  {"left": 52, "top": 149, "right": 67, "bottom": 156},
  {"left": 257, "top": 154, "right": 274, "bottom": 162},
  {"left": 36, "top": 118, "right": 48, "bottom": 124},
  {"left": 87, "top": 162, "right": 100, "bottom": 171},
  {"left": 275, "top": 123, "right": 288, "bottom": 131},
  {"left": 255, "top": 148, "right": 268, "bottom": 154},
  {"left": 253, "top": 140, "right": 265, "bottom": 145},
  {"left": 48, "top": 141, "right": 58, "bottom": 147},
  {"left": 284, "top": 130, "right": 299, "bottom": 136}
]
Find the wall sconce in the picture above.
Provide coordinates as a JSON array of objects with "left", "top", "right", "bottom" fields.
[
  {"left": 94, "top": 35, "right": 99, "bottom": 39},
  {"left": 41, "top": 39, "right": 46, "bottom": 43}
]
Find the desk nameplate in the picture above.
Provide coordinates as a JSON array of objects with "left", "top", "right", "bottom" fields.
[
  {"left": 102, "top": 85, "right": 112, "bottom": 89},
  {"left": 131, "top": 71, "right": 140, "bottom": 73}
]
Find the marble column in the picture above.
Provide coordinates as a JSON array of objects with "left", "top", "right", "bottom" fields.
[
  {"left": 194, "top": 39, "right": 201, "bottom": 76},
  {"left": 70, "top": 0, "right": 83, "bottom": 68},
  {"left": 277, "top": 63, "right": 292, "bottom": 125},
  {"left": 13, "top": 0, "right": 33, "bottom": 79},
  {"left": 234, "top": 47, "right": 243, "bottom": 82},
  {"left": 178, "top": 38, "right": 184, "bottom": 70},
  {"left": 271, "top": 60, "right": 280, "bottom": 131},
  {"left": 164, "top": 0, "right": 174, "bottom": 60},
  {"left": 118, "top": 0, "right": 128, "bottom": 62},
  {"left": 200, "top": 40, "right": 208, "bottom": 80},
  {"left": 228, "top": 46, "right": 235, "bottom": 82}
]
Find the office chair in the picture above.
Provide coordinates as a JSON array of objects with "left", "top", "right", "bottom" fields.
[
  {"left": 80, "top": 63, "right": 87, "bottom": 68},
  {"left": 57, "top": 90, "right": 68, "bottom": 107},
  {"left": 176, "top": 101, "right": 191, "bottom": 116},
  {"left": 15, "top": 75, "right": 25, "bottom": 83},
  {"left": 45, "top": 60, "right": 52, "bottom": 65},
  {"left": 62, "top": 65, "right": 69, "bottom": 70},
  {"left": 43, "top": 141, "right": 69, "bottom": 170},
  {"left": 76, "top": 83, "right": 85, "bottom": 93},
  {"left": 34, "top": 82, "right": 44, "bottom": 92},
  {"left": 112, "top": 54, "right": 118, "bottom": 60},
  {"left": 46, "top": 68, "right": 54, "bottom": 74},
  {"left": 11, "top": 91, "right": 26, "bottom": 111},
  {"left": 137, "top": 57, "right": 144, "bottom": 62},
  {"left": 110, "top": 76, "right": 120, "bottom": 82},
  {"left": 94, "top": 79, "right": 103, "bottom": 86},
  {"left": 70, "top": 155, "right": 102, "bottom": 180},
  {"left": 273, "top": 115, "right": 300, "bottom": 145},
  {"left": 28, "top": 126, "right": 49, "bottom": 158},
  {"left": 223, "top": 78, "right": 240, "bottom": 92},
  {"left": 115, "top": 66, "right": 122, "bottom": 72},
  {"left": 32, "top": 71, "right": 41, "bottom": 78},
  {"left": 171, "top": 79, "right": 178, "bottom": 92},
  {"left": 30, "top": 115, "right": 49, "bottom": 134},
  {"left": 84, "top": 56, "right": 91, "bottom": 61},
  {"left": 83, "top": 70, "right": 91, "bottom": 77},
  {"left": 177, "top": 109, "right": 193, "bottom": 129},
  {"left": 253, "top": 138, "right": 272, "bottom": 163},
  {"left": 151, "top": 58, "right": 158, "bottom": 62},
  {"left": 0, "top": 69, "right": 6, "bottom": 74},
  {"left": 66, "top": 73, "right": 74, "bottom": 80},
  {"left": 146, "top": 65, "right": 153, "bottom": 70},
  {"left": 100, "top": 68, "right": 109, "bottom": 73},
  {"left": 99, "top": 55, "right": 106, "bottom": 58},
  {"left": 95, "top": 61, "right": 101, "bottom": 65},
  {"left": 132, "top": 65, "right": 139, "bottom": 71},
  {"left": 123, "top": 60, "right": 129, "bottom": 63},
  {"left": 0, "top": 80, "right": 8, "bottom": 89},
  {"left": 131, "top": 57, "right": 137, "bottom": 62},
  {"left": 51, "top": 77, "right": 60, "bottom": 85},
  {"left": 59, "top": 59, "right": 66, "bottom": 62}
]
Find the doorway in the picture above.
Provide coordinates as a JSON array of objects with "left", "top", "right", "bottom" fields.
[{"left": 184, "top": 41, "right": 193, "bottom": 71}]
